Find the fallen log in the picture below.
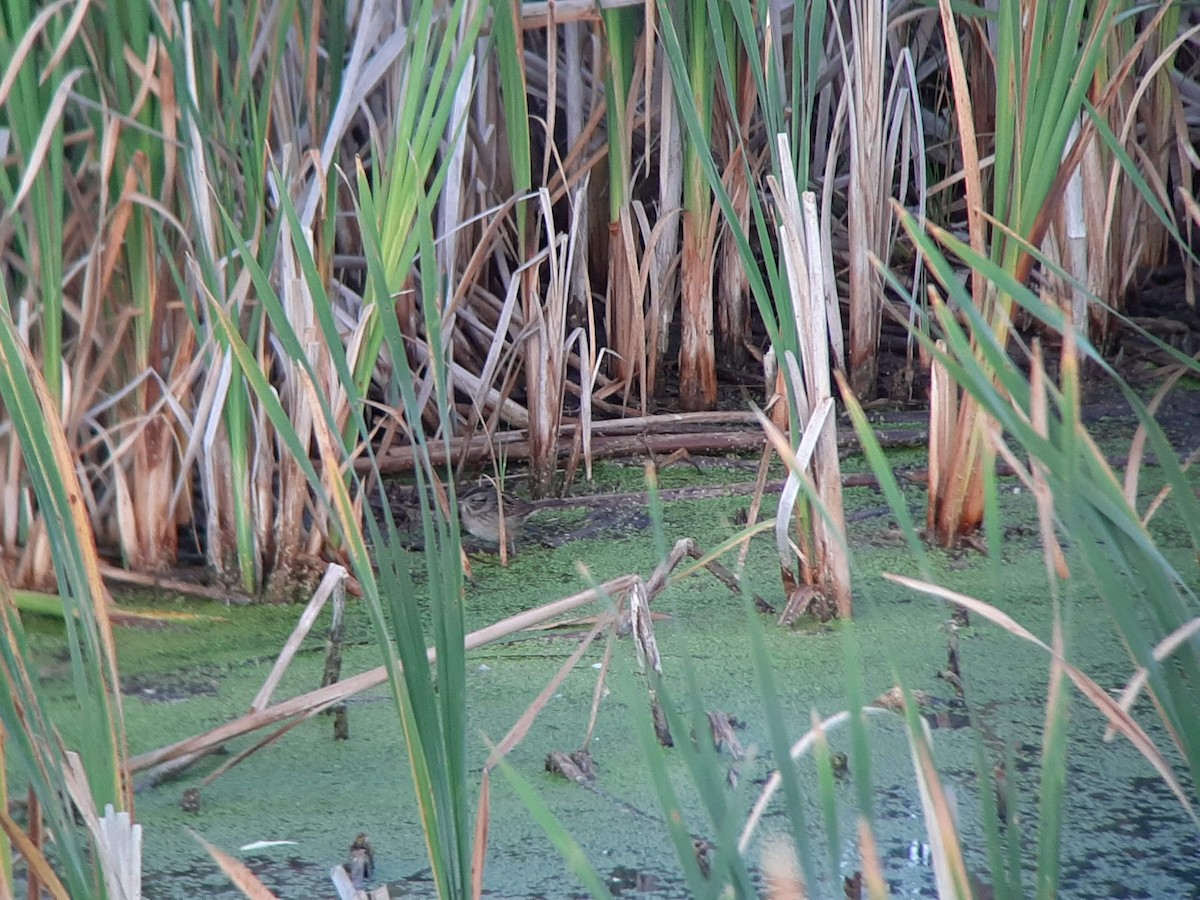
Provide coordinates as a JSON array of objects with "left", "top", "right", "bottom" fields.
[{"left": 361, "top": 425, "right": 930, "bottom": 473}]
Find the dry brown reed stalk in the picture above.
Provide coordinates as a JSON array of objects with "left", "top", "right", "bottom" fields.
[
  {"left": 918, "top": 0, "right": 990, "bottom": 545},
  {"left": 671, "top": 0, "right": 722, "bottom": 413},
  {"left": 1086, "top": 17, "right": 1200, "bottom": 332},
  {"left": 1136, "top": 12, "right": 1188, "bottom": 279},
  {"left": 94, "top": 145, "right": 182, "bottom": 575},
  {"left": 1025, "top": 338, "right": 1071, "bottom": 581},
  {"left": 459, "top": 257, "right": 537, "bottom": 420},
  {"left": 842, "top": 0, "right": 887, "bottom": 398},
  {"left": 582, "top": 629, "right": 617, "bottom": 751},
  {"left": 647, "top": 26, "right": 684, "bottom": 390},
  {"left": 411, "top": 334, "right": 531, "bottom": 429},
  {"left": 2, "top": 20, "right": 188, "bottom": 584},
  {"left": 444, "top": 200, "right": 535, "bottom": 466},
  {"left": 925, "top": 337, "right": 954, "bottom": 534},
  {"left": 920, "top": 0, "right": 1177, "bottom": 547},
  {"left": 767, "top": 152, "right": 852, "bottom": 618},
  {"left": 251, "top": 565, "right": 349, "bottom": 713},
  {"left": 3, "top": 794, "right": 69, "bottom": 899},
  {"left": 273, "top": 199, "right": 337, "bottom": 595},
  {"left": 446, "top": 185, "right": 596, "bottom": 492},
  {"left": 934, "top": 0, "right": 986, "bottom": 307},
  {"left": 557, "top": 24, "right": 605, "bottom": 448},
  {"left": 1012, "top": 3, "right": 1178, "bottom": 289},
  {"left": 1047, "top": 119, "right": 1102, "bottom": 332},
  {"left": 609, "top": 207, "right": 649, "bottom": 405},
  {"left": 923, "top": 292, "right": 988, "bottom": 545},
  {"left": 736, "top": 445, "right": 776, "bottom": 578},
  {"left": 1121, "top": 359, "right": 1192, "bottom": 509},
  {"left": 597, "top": 13, "right": 653, "bottom": 413},
  {"left": 714, "top": 50, "right": 757, "bottom": 366},
  {"left": 525, "top": 189, "right": 587, "bottom": 495},
  {"left": 678, "top": 205, "right": 719, "bottom": 411},
  {"left": 1038, "top": 17, "right": 1200, "bottom": 344},
  {"left": 1104, "top": 615, "right": 1200, "bottom": 747}
]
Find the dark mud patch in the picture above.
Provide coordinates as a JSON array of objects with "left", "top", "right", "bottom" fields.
[{"left": 123, "top": 669, "right": 223, "bottom": 702}]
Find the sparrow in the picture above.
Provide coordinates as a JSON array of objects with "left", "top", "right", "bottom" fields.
[
  {"left": 458, "top": 486, "right": 537, "bottom": 548},
  {"left": 345, "top": 832, "right": 374, "bottom": 887}
]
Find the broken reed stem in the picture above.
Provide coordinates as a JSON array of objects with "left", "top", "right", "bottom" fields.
[
  {"left": 128, "top": 574, "right": 641, "bottom": 773},
  {"left": 251, "top": 565, "right": 347, "bottom": 712},
  {"left": 131, "top": 530, "right": 750, "bottom": 781}
]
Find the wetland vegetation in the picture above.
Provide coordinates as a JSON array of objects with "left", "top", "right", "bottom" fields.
[{"left": 2, "top": 0, "right": 1199, "bottom": 897}]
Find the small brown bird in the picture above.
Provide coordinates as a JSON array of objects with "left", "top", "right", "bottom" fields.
[
  {"left": 458, "top": 487, "right": 537, "bottom": 548},
  {"left": 346, "top": 832, "right": 374, "bottom": 887},
  {"left": 179, "top": 787, "right": 201, "bottom": 814}
]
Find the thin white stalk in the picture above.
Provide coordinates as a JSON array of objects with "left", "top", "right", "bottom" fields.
[
  {"left": 1062, "top": 117, "right": 1090, "bottom": 327},
  {"left": 653, "top": 36, "right": 683, "bottom": 367}
]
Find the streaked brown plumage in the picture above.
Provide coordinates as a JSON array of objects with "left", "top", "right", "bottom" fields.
[{"left": 458, "top": 487, "right": 536, "bottom": 546}]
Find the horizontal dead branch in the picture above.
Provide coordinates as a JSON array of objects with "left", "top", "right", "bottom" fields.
[
  {"left": 100, "top": 564, "right": 256, "bottom": 605},
  {"left": 363, "top": 424, "right": 930, "bottom": 473},
  {"left": 518, "top": 0, "right": 647, "bottom": 27}
]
